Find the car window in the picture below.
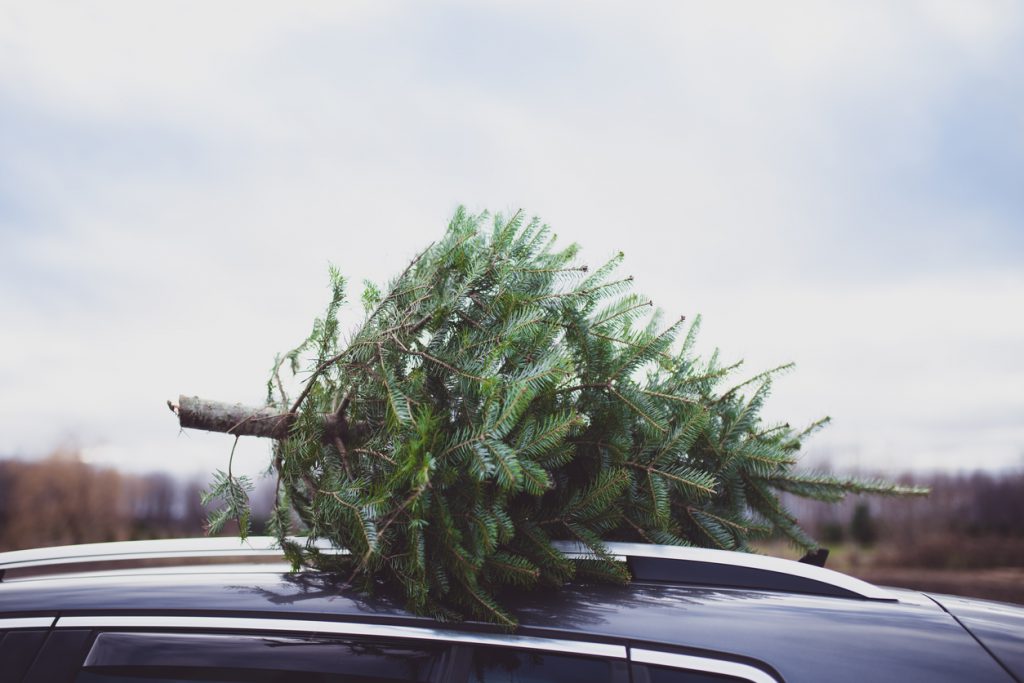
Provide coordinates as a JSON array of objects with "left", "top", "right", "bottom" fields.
[
  {"left": 469, "top": 645, "right": 614, "bottom": 683},
  {"left": 76, "top": 670, "right": 409, "bottom": 683},
  {"left": 0, "top": 630, "right": 49, "bottom": 683},
  {"left": 646, "top": 664, "right": 750, "bottom": 683},
  {"left": 631, "top": 652, "right": 778, "bottom": 683},
  {"left": 74, "top": 632, "right": 445, "bottom": 683}
]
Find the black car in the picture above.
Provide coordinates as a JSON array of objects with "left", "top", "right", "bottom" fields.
[{"left": 1, "top": 537, "right": 1021, "bottom": 683}]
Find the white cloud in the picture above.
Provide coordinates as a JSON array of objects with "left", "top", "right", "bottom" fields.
[
  {"left": 686, "top": 272, "right": 1024, "bottom": 472},
  {"left": 1, "top": 1, "right": 1021, "bottom": 477}
]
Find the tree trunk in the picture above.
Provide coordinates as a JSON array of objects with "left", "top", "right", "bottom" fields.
[
  {"left": 169, "top": 395, "right": 368, "bottom": 443},
  {"left": 170, "top": 396, "right": 293, "bottom": 439}
]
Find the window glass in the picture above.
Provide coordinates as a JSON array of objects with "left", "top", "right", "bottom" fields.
[
  {"left": 648, "top": 664, "right": 748, "bottom": 683},
  {"left": 470, "top": 646, "right": 611, "bottom": 683},
  {"left": 78, "top": 670, "right": 349, "bottom": 683},
  {"left": 77, "top": 662, "right": 434, "bottom": 683},
  {"left": 78, "top": 671, "right": 237, "bottom": 683},
  {"left": 0, "top": 630, "right": 49, "bottom": 683},
  {"left": 75, "top": 633, "right": 442, "bottom": 683}
]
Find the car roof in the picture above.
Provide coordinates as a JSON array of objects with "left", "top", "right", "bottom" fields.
[{"left": 0, "top": 539, "right": 1016, "bottom": 683}]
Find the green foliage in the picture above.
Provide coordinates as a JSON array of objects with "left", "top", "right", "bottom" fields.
[
  {"left": 217, "top": 207, "right": 925, "bottom": 627},
  {"left": 202, "top": 438, "right": 254, "bottom": 540}
]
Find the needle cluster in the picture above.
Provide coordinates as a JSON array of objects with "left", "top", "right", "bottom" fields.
[{"left": 206, "top": 208, "right": 924, "bottom": 627}]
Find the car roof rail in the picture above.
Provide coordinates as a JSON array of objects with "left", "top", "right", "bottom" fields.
[
  {"left": 551, "top": 541, "right": 897, "bottom": 601},
  {"left": 0, "top": 536, "right": 343, "bottom": 580},
  {"left": 1, "top": 537, "right": 895, "bottom": 601}
]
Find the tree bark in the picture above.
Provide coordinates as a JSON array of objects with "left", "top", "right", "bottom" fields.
[
  {"left": 169, "top": 395, "right": 369, "bottom": 443},
  {"left": 170, "top": 395, "right": 293, "bottom": 439}
]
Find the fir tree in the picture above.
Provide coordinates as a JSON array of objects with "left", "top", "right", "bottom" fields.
[{"left": 183, "top": 207, "right": 925, "bottom": 627}]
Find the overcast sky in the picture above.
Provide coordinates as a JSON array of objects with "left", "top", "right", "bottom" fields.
[{"left": 1, "top": 2, "right": 1022, "bottom": 481}]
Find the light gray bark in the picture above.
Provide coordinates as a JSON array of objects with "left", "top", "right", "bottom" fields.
[
  {"left": 171, "top": 395, "right": 293, "bottom": 439},
  {"left": 170, "top": 395, "right": 368, "bottom": 444}
]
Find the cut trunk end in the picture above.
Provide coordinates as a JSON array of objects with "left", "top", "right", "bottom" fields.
[{"left": 170, "top": 395, "right": 293, "bottom": 439}]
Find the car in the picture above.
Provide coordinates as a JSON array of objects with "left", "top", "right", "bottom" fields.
[{"left": 0, "top": 537, "right": 1021, "bottom": 683}]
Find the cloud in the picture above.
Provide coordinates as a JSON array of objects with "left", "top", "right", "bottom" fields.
[{"left": 1, "top": 2, "right": 1021, "bottom": 476}]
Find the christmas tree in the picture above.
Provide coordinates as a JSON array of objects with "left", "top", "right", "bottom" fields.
[{"left": 173, "top": 208, "right": 923, "bottom": 627}]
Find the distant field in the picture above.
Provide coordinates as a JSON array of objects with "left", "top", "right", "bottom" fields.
[
  {"left": 852, "top": 567, "right": 1024, "bottom": 605},
  {"left": 754, "top": 540, "right": 1024, "bottom": 606}
]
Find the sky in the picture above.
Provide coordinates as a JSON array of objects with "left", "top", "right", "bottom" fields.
[{"left": 0, "top": 1, "right": 1022, "bottom": 481}]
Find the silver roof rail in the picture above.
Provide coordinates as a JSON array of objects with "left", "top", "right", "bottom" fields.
[
  {"left": 0, "top": 536, "right": 342, "bottom": 576},
  {"left": 552, "top": 541, "right": 897, "bottom": 601},
  {"left": 0, "top": 536, "right": 894, "bottom": 601}
]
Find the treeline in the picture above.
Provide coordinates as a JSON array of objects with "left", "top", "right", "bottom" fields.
[
  {"left": 0, "top": 451, "right": 273, "bottom": 552},
  {"left": 784, "top": 469, "right": 1024, "bottom": 569},
  {"left": 2, "top": 451, "right": 1022, "bottom": 566},
  {"left": 788, "top": 469, "right": 1024, "bottom": 539}
]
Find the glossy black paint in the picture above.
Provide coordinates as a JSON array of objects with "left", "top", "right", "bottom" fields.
[
  {"left": 0, "top": 567, "right": 1017, "bottom": 683},
  {"left": 0, "top": 630, "right": 48, "bottom": 683},
  {"left": 930, "top": 593, "right": 1024, "bottom": 681},
  {"left": 22, "top": 629, "right": 92, "bottom": 683}
]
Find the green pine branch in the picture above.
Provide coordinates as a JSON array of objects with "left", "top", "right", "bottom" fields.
[{"left": 193, "top": 207, "right": 928, "bottom": 628}]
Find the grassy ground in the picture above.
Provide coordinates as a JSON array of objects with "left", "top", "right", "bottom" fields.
[
  {"left": 753, "top": 540, "right": 1024, "bottom": 606},
  {"left": 853, "top": 567, "right": 1024, "bottom": 604}
]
